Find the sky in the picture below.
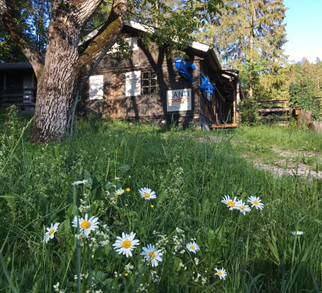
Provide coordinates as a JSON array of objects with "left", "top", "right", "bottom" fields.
[{"left": 282, "top": 0, "right": 322, "bottom": 64}]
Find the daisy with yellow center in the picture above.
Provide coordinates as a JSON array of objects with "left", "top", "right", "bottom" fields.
[
  {"left": 113, "top": 232, "right": 140, "bottom": 258},
  {"left": 214, "top": 267, "right": 227, "bottom": 280},
  {"left": 221, "top": 195, "right": 238, "bottom": 210},
  {"left": 72, "top": 214, "right": 99, "bottom": 236},
  {"left": 236, "top": 200, "right": 251, "bottom": 215},
  {"left": 141, "top": 244, "right": 163, "bottom": 267},
  {"left": 291, "top": 231, "right": 304, "bottom": 236},
  {"left": 139, "top": 187, "right": 156, "bottom": 200},
  {"left": 114, "top": 188, "right": 124, "bottom": 196},
  {"left": 247, "top": 196, "right": 264, "bottom": 210},
  {"left": 72, "top": 179, "right": 88, "bottom": 185},
  {"left": 186, "top": 241, "right": 200, "bottom": 254},
  {"left": 44, "top": 223, "right": 60, "bottom": 243}
]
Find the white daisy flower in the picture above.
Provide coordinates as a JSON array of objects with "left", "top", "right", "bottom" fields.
[
  {"left": 141, "top": 244, "right": 163, "bottom": 267},
  {"left": 214, "top": 267, "right": 227, "bottom": 280},
  {"left": 236, "top": 200, "right": 251, "bottom": 215},
  {"left": 291, "top": 231, "right": 304, "bottom": 236},
  {"left": 186, "top": 242, "right": 200, "bottom": 254},
  {"left": 44, "top": 223, "right": 60, "bottom": 243},
  {"left": 221, "top": 195, "right": 238, "bottom": 210},
  {"left": 114, "top": 188, "right": 124, "bottom": 196},
  {"left": 113, "top": 232, "right": 140, "bottom": 258},
  {"left": 72, "top": 214, "right": 99, "bottom": 236},
  {"left": 72, "top": 179, "right": 88, "bottom": 185},
  {"left": 247, "top": 196, "right": 264, "bottom": 210},
  {"left": 139, "top": 187, "right": 156, "bottom": 200}
]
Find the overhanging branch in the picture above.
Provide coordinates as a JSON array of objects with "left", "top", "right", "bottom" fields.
[{"left": 77, "top": 0, "right": 128, "bottom": 72}]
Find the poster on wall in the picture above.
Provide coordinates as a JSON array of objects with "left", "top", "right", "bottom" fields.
[
  {"left": 167, "top": 88, "right": 192, "bottom": 112},
  {"left": 125, "top": 71, "right": 141, "bottom": 97},
  {"left": 89, "top": 75, "right": 104, "bottom": 100}
]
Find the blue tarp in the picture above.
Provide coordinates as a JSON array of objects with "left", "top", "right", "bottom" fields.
[
  {"left": 175, "top": 58, "right": 196, "bottom": 83},
  {"left": 200, "top": 72, "right": 214, "bottom": 94}
]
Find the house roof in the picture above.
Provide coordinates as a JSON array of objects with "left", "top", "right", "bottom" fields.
[{"left": 0, "top": 62, "right": 32, "bottom": 70}]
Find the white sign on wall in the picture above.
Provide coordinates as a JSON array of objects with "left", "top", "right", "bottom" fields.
[
  {"left": 167, "top": 88, "right": 192, "bottom": 112},
  {"left": 125, "top": 71, "right": 141, "bottom": 97},
  {"left": 89, "top": 75, "right": 104, "bottom": 100}
]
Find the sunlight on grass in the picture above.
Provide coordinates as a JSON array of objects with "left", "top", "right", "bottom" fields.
[{"left": 1, "top": 109, "right": 322, "bottom": 292}]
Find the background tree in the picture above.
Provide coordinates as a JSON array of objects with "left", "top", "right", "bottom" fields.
[
  {"left": 0, "top": 0, "right": 223, "bottom": 143},
  {"left": 0, "top": 0, "right": 52, "bottom": 62},
  {"left": 197, "top": 0, "right": 287, "bottom": 98}
]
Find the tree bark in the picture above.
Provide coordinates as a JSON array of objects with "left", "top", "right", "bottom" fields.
[{"left": 1, "top": 0, "right": 128, "bottom": 143}]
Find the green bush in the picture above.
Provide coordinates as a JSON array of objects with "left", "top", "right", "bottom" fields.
[{"left": 239, "top": 97, "right": 259, "bottom": 126}]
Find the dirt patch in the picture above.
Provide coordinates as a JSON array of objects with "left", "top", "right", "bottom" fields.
[{"left": 250, "top": 148, "right": 322, "bottom": 179}]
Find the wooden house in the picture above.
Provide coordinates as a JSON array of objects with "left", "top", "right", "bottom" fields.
[
  {"left": 0, "top": 62, "right": 36, "bottom": 115},
  {"left": 78, "top": 21, "right": 244, "bottom": 129},
  {"left": 0, "top": 21, "right": 244, "bottom": 129}
]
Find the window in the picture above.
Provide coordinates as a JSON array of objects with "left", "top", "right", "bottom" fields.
[
  {"left": 89, "top": 75, "right": 104, "bottom": 100},
  {"left": 142, "top": 71, "right": 158, "bottom": 96}
]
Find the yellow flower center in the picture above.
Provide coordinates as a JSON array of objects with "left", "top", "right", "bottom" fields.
[
  {"left": 240, "top": 205, "right": 245, "bottom": 210},
  {"left": 190, "top": 245, "right": 195, "bottom": 250},
  {"left": 218, "top": 271, "right": 222, "bottom": 276},
  {"left": 49, "top": 229, "right": 55, "bottom": 236},
  {"left": 122, "top": 240, "right": 131, "bottom": 248},
  {"left": 253, "top": 200, "right": 259, "bottom": 205},
  {"left": 151, "top": 205, "right": 154, "bottom": 208},
  {"left": 149, "top": 251, "right": 156, "bottom": 258},
  {"left": 227, "top": 200, "right": 235, "bottom": 207},
  {"left": 144, "top": 192, "right": 150, "bottom": 198},
  {"left": 80, "top": 221, "right": 91, "bottom": 229},
  {"left": 124, "top": 273, "right": 128, "bottom": 277},
  {"left": 126, "top": 188, "right": 130, "bottom": 192}
]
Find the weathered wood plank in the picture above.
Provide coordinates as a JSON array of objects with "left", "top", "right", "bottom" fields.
[
  {"left": 257, "top": 99, "right": 289, "bottom": 105},
  {"left": 258, "top": 107, "right": 290, "bottom": 113},
  {"left": 257, "top": 115, "right": 290, "bottom": 120},
  {"left": 211, "top": 123, "right": 238, "bottom": 129}
]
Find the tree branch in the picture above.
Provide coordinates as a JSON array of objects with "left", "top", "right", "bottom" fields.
[
  {"left": 77, "top": 0, "right": 128, "bottom": 75},
  {"left": 0, "top": 0, "right": 43, "bottom": 77}
]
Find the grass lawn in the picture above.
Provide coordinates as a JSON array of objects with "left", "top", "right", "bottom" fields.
[{"left": 1, "top": 107, "right": 322, "bottom": 292}]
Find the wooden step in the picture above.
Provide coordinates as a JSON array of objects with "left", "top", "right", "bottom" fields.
[{"left": 211, "top": 123, "right": 238, "bottom": 129}]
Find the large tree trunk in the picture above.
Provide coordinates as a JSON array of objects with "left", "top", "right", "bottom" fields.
[
  {"left": 29, "top": 64, "right": 79, "bottom": 142},
  {"left": 1, "top": 0, "right": 128, "bottom": 143}
]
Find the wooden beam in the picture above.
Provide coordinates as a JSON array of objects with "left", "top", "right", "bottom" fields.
[
  {"left": 211, "top": 123, "right": 238, "bottom": 129},
  {"left": 257, "top": 115, "right": 290, "bottom": 120},
  {"left": 258, "top": 108, "right": 290, "bottom": 113},
  {"left": 257, "top": 99, "right": 290, "bottom": 105}
]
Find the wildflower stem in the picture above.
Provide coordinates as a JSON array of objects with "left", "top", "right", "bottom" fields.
[
  {"left": 105, "top": 159, "right": 110, "bottom": 181},
  {"left": 73, "top": 184, "right": 81, "bottom": 293}
]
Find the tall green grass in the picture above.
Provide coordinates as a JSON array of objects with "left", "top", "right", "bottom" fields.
[
  {"left": 235, "top": 124, "right": 322, "bottom": 152},
  {"left": 1, "top": 109, "right": 322, "bottom": 292}
]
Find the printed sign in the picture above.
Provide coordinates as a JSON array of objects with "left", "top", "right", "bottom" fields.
[
  {"left": 89, "top": 75, "right": 104, "bottom": 100},
  {"left": 167, "top": 88, "right": 192, "bottom": 112},
  {"left": 125, "top": 71, "right": 141, "bottom": 97}
]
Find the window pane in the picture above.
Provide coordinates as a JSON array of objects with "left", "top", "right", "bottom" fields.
[
  {"left": 151, "top": 79, "right": 157, "bottom": 86},
  {"left": 143, "top": 72, "right": 149, "bottom": 79},
  {"left": 143, "top": 80, "right": 149, "bottom": 86},
  {"left": 143, "top": 87, "right": 150, "bottom": 95}
]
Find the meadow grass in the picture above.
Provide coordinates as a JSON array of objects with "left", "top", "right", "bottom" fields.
[
  {"left": 234, "top": 124, "right": 322, "bottom": 152},
  {"left": 1, "top": 108, "right": 322, "bottom": 292}
]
